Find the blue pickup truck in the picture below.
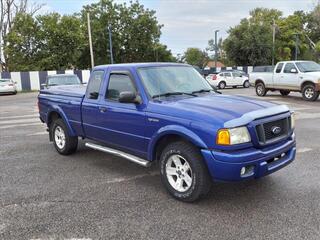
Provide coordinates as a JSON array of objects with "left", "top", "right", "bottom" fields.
[{"left": 38, "top": 63, "right": 296, "bottom": 202}]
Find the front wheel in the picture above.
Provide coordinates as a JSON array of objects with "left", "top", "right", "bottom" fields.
[
  {"left": 302, "top": 84, "right": 319, "bottom": 101},
  {"left": 255, "top": 82, "right": 267, "bottom": 96},
  {"left": 51, "top": 118, "right": 78, "bottom": 155},
  {"left": 160, "top": 142, "right": 212, "bottom": 202}
]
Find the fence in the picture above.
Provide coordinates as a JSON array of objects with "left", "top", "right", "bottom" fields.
[
  {"left": 0, "top": 70, "right": 90, "bottom": 91},
  {"left": 0, "top": 66, "right": 255, "bottom": 91}
]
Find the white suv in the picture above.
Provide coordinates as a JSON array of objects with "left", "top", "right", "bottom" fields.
[{"left": 206, "top": 71, "right": 250, "bottom": 89}]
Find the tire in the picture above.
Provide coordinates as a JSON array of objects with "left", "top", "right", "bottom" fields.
[
  {"left": 243, "top": 80, "right": 250, "bottom": 88},
  {"left": 255, "top": 82, "right": 267, "bottom": 96},
  {"left": 50, "top": 118, "right": 78, "bottom": 155},
  {"left": 159, "top": 141, "right": 212, "bottom": 202},
  {"left": 302, "top": 84, "right": 319, "bottom": 101},
  {"left": 218, "top": 81, "right": 226, "bottom": 89},
  {"left": 280, "top": 90, "right": 290, "bottom": 96}
]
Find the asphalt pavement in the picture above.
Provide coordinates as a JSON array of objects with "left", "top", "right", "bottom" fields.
[{"left": 0, "top": 88, "right": 320, "bottom": 240}]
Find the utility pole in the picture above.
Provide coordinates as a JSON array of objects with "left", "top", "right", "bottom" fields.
[
  {"left": 272, "top": 19, "right": 276, "bottom": 67},
  {"left": 87, "top": 13, "right": 95, "bottom": 69},
  {"left": 294, "top": 33, "right": 299, "bottom": 60},
  {"left": 214, "top": 30, "right": 219, "bottom": 68},
  {"left": 107, "top": 24, "right": 114, "bottom": 64}
]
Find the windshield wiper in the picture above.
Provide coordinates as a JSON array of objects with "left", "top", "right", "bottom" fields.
[
  {"left": 152, "top": 91, "right": 197, "bottom": 99},
  {"left": 191, "top": 89, "right": 211, "bottom": 94}
]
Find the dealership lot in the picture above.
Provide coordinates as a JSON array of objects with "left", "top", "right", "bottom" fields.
[{"left": 0, "top": 89, "right": 320, "bottom": 240}]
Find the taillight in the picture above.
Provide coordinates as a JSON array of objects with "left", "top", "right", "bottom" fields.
[{"left": 212, "top": 75, "right": 217, "bottom": 80}]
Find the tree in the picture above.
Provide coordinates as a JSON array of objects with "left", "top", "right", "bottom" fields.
[
  {"left": 223, "top": 8, "right": 282, "bottom": 66},
  {"left": 78, "top": 0, "right": 174, "bottom": 68},
  {"left": 183, "top": 48, "right": 208, "bottom": 68},
  {"left": 0, "top": 0, "right": 43, "bottom": 70},
  {"left": 5, "top": 13, "right": 86, "bottom": 71}
]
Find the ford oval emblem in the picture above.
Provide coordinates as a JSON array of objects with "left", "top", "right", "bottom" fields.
[{"left": 271, "top": 126, "right": 281, "bottom": 135}]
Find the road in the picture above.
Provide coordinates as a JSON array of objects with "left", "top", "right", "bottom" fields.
[{"left": 0, "top": 89, "right": 320, "bottom": 240}]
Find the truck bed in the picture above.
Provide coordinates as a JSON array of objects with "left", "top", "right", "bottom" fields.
[{"left": 40, "top": 85, "right": 86, "bottom": 98}]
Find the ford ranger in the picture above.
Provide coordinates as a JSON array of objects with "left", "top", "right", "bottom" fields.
[
  {"left": 38, "top": 63, "right": 296, "bottom": 202},
  {"left": 250, "top": 61, "right": 320, "bottom": 101}
]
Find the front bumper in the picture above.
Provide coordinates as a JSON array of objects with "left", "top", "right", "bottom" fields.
[{"left": 202, "top": 134, "right": 296, "bottom": 182}]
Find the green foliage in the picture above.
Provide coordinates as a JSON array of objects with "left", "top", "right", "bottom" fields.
[
  {"left": 78, "top": 0, "right": 173, "bottom": 68},
  {"left": 223, "top": 5, "right": 320, "bottom": 65},
  {"left": 183, "top": 48, "right": 208, "bottom": 68},
  {"left": 5, "top": 0, "right": 174, "bottom": 71}
]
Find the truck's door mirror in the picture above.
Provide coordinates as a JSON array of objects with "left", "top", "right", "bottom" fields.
[
  {"left": 119, "top": 91, "right": 141, "bottom": 104},
  {"left": 290, "top": 68, "right": 297, "bottom": 73}
]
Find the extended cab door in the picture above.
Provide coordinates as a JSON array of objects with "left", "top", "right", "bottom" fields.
[
  {"left": 274, "top": 63, "right": 300, "bottom": 90},
  {"left": 95, "top": 71, "right": 148, "bottom": 157}
]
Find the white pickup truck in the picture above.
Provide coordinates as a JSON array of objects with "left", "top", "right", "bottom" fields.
[{"left": 250, "top": 61, "right": 320, "bottom": 101}]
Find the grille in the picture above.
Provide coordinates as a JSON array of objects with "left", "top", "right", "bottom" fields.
[{"left": 256, "top": 117, "right": 290, "bottom": 144}]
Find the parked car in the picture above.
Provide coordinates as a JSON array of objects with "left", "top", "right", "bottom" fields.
[
  {"left": 206, "top": 71, "right": 250, "bottom": 89},
  {"left": 38, "top": 63, "right": 296, "bottom": 202},
  {"left": 42, "top": 74, "right": 81, "bottom": 89},
  {"left": 250, "top": 61, "right": 320, "bottom": 101},
  {"left": 0, "top": 78, "right": 17, "bottom": 94}
]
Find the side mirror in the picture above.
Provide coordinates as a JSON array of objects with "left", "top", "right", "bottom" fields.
[
  {"left": 290, "top": 68, "right": 297, "bottom": 73},
  {"left": 119, "top": 91, "right": 141, "bottom": 104}
]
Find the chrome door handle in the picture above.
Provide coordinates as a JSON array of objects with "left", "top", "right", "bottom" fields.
[{"left": 99, "top": 106, "right": 107, "bottom": 113}]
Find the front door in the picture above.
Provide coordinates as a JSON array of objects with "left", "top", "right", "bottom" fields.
[
  {"left": 97, "top": 71, "right": 148, "bottom": 157},
  {"left": 275, "top": 63, "right": 300, "bottom": 90}
]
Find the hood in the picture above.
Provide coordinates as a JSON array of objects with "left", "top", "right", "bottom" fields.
[
  {"left": 147, "top": 93, "right": 279, "bottom": 127},
  {"left": 301, "top": 71, "right": 320, "bottom": 78}
]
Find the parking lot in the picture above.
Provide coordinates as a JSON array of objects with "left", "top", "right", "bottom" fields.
[{"left": 0, "top": 88, "right": 320, "bottom": 240}]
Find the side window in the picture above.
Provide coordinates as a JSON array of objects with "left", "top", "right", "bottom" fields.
[
  {"left": 224, "top": 72, "right": 231, "bottom": 77},
  {"left": 86, "top": 71, "right": 104, "bottom": 99},
  {"left": 219, "top": 73, "right": 223, "bottom": 77},
  {"left": 283, "top": 63, "right": 297, "bottom": 73},
  {"left": 233, "top": 72, "right": 241, "bottom": 77},
  {"left": 275, "top": 63, "right": 284, "bottom": 73},
  {"left": 106, "top": 74, "right": 136, "bottom": 101}
]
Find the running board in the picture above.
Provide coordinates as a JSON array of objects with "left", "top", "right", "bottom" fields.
[{"left": 85, "top": 142, "right": 151, "bottom": 167}]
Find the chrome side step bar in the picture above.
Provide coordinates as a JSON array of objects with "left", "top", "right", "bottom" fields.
[{"left": 85, "top": 142, "right": 151, "bottom": 167}]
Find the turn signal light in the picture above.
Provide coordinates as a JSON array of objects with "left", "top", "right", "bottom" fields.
[{"left": 216, "top": 129, "right": 230, "bottom": 145}]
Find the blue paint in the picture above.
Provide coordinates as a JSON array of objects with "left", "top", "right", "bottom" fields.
[
  {"left": 38, "top": 71, "right": 48, "bottom": 89},
  {"left": 20, "top": 72, "right": 31, "bottom": 91},
  {"left": 1, "top": 72, "right": 11, "bottom": 79}
]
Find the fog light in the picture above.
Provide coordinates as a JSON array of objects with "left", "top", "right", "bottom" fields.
[{"left": 240, "top": 165, "right": 255, "bottom": 177}]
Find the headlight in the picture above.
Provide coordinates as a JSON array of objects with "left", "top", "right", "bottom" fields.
[
  {"left": 217, "top": 127, "right": 251, "bottom": 145},
  {"left": 290, "top": 112, "right": 295, "bottom": 129}
]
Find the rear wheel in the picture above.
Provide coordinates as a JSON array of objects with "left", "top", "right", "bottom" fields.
[
  {"left": 280, "top": 90, "right": 290, "bottom": 96},
  {"left": 160, "top": 141, "right": 212, "bottom": 202},
  {"left": 51, "top": 118, "right": 78, "bottom": 155},
  {"left": 243, "top": 80, "right": 250, "bottom": 88},
  {"left": 255, "top": 82, "right": 267, "bottom": 96},
  {"left": 302, "top": 84, "right": 319, "bottom": 101},
  {"left": 218, "top": 81, "right": 226, "bottom": 89}
]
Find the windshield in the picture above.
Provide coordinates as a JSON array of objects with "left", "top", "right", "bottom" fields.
[
  {"left": 138, "top": 66, "right": 212, "bottom": 98},
  {"left": 48, "top": 75, "right": 81, "bottom": 86},
  {"left": 0, "top": 79, "right": 10, "bottom": 83},
  {"left": 296, "top": 61, "right": 320, "bottom": 73}
]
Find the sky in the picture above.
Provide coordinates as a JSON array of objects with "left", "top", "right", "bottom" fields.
[{"left": 39, "top": 0, "right": 317, "bottom": 55}]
